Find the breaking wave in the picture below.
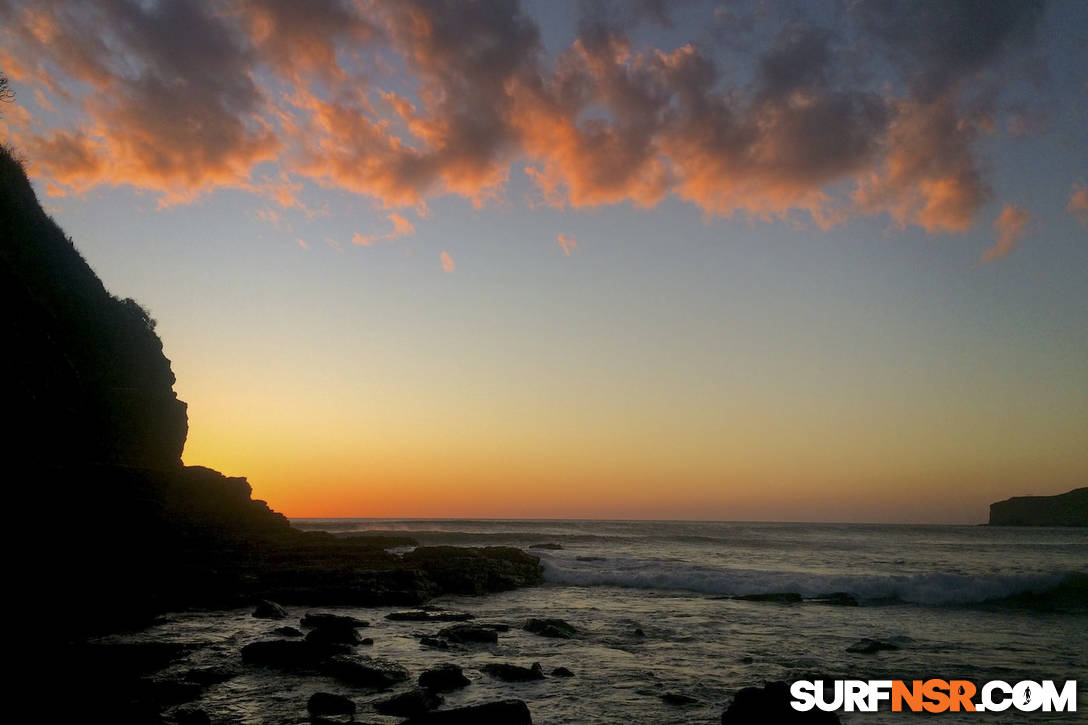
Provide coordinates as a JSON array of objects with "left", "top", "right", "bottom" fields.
[{"left": 541, "top": 557, "right": 1082, "bottom": 607}]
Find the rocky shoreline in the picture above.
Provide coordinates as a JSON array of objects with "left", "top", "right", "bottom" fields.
[
  {"left": 74, "top": 594, "right": 841, "bottom": 724},
  {"left": 30, "top": 465, "right": 546, "bottom": 639}
]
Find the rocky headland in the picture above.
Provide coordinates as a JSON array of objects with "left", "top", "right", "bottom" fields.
[
  {"left": 988, "top": 487, "right": 1087, "bottom": 527},
  {"left": 1, "top": 144, "right": 543, "bottom": 638}
]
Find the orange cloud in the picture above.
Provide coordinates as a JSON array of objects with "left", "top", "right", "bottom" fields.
[
  {"left": 982, "top": 204, "right": 1030, "bottom": 263},
  {"left": 389, "top": 212, "right": 415, "bottom": 237},
  {"left": 0, "top": 100, "right": 32, "bottom": 137},
  {"left": 440, "top": 251, "right": 455, "bottom": 272},
  {"left": 26, "top": 130, "right": 105, "bottom": 192},
  {"left": 2, "top": 1, "right": 280, "bottom": 204},
  {"left": 353, "top": 212, "right": 417, "bottom": 246},
  {"left": 557, "top": 233, "right": 577, "bottom": 256},
  {"left": 32, "top": 89, "right": 54, "bottom": 113},
  {"left": 0, "top": 0, "right": 1047, "bottom": 235},
  {"left": 236, "top": 0, "right": 376, "bottom": 82},
  {"left": 1068, "top": 183, "right": 1088, "bottom": 226},
  {"left": 854, "top": 96, "right": 988, "bottom": 233}
]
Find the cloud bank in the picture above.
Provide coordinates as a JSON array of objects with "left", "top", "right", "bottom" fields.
[{"left": 0, "top": 0, "right": 1052, "bottom": 233}]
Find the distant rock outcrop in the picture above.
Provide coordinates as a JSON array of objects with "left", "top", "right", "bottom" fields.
[{"left": 988, "top": 488, "right": 1087, "bottom": 526}]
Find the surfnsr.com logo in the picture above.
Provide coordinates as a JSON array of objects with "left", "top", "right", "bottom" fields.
[{"left": 790, "top": 679, "right": 1078, "bottom": 713}]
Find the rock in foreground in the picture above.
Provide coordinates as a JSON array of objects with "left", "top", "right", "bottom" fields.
[
  {"left": 374, "top": 688, "right": 444, "bottom": 716},
  {"left": 240, "top": 640, "right": 351, "bottom": 670},
  {"left": 307, "top": 692, "right": 356, "bottom": 716},
  {"left": 437, "top": 623, "right": 499, "bottom": 644},
  {"left": 306, "top": 626, "right": 364, "bottom": 645},
  {"left": 301, "top": 613, "right": 369, "bottom": 629},
  {"left": 320, "top": 655, "right": 409, "bottom": 689},
  {"left": 419, "top": 663, "right": 471, "bottom": 691},
  {"left": 483, "top": 662, "right": 545, "bottom": 682},
  {"left": 523, "top": 618, "right": 577, "bottom": 638}
]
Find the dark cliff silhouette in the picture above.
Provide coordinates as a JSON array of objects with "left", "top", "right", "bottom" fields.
[
  {"left": 1, "top": 146, "right": 187, "bottom": 468},
  {"left": 1, "top": 144, "right": 541, "bottom": 641},
  {"left": 989, "top": 487, "right": 1087, "bottom": 526}
]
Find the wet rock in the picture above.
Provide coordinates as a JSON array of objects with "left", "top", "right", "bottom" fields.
[
  {"left": 551, "top": 667, "right": 574, "bottom": 677},
  {"left": 524, "top": 618, "right": 577, "bottom": 639},
  {"left": 807, "top": 592, "right": 859, "bottom": 607},
  {"left": 402, "top": 699, "right": 533, "bottom": 724},
  {"left": 307, "top": 692, "right": 356, "bottom": 716},
  {"left": 374, "top": 688, "right": 444, "bottom": 716},
  {"left": 437, "top": 623, "right": 498, "bottom": 644},
  {"left": 633, "top": 628, "right": 646, "bottom": 637},
  {"left": 734, "top": 592, "right": 803, "bottom": 603},
  {"left": 662, "top": 692, "right": 698, "bottom": 706},
  {"left": 306, "top": 625, "right": 364, "bottom": 645},
  {"left": 479, "top": 623, "right": 510, "bottom": 632},
  {"left": 320, "top": 655, "right": 410, "bottom": 689},
  {"left": 420, "top": 663, "right": 471, "bottom": 691},
  {"left": 252, "top": 599, "right": 288, "bottom": 619},
  {"left": 420, "top": 636, "right": 450, "bottom": 650},
  {"left": 846, "top": 638, "right": 900, "bottom": 654},
  {"left": 273, "top": 626, "right": 303, "bottom": 637},
  {"left": 482, "top": 662, "right": 545, "bottom": 682},
  {"left": 360, "top": 637, "right": 374, "bottom": 645},
  {"left": 528, "top": 543, "right": 563, "bottom": 550},
  {"left": 387, "top": 610, "right": 475, "bottom": 622},
  {"left": 301, "top": 612, "right": 369, "bottom": 629},
  {"left": 240, "top": 639, "right": 351, "bottom": 669},
  {"left": 402, "top": 546, "right": 544, "bottom": 594},
  {"left": 723, "top": 681, "right": 840, "bottom": 723}
]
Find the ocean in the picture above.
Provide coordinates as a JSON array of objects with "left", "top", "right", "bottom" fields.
[{"left": 102, "top": 520, "right": 1088, "bottom": 723}]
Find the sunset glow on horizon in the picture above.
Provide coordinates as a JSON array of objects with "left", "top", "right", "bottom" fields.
[{"left": 2, "top": 0, "right": 1085, "bottom": 523}]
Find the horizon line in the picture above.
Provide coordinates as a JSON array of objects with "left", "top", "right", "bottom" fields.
[{"left": 286, "top": 516, "right": 989, "bottom": 527}]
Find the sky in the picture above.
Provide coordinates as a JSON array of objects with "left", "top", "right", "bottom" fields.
[{"left": 1, "top": 0, "right": 1086, "bottom": 523}]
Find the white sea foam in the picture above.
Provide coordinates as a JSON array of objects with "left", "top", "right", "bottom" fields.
[{"left": 541, "top": 557, "right": 1068, "bottom": 605}]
